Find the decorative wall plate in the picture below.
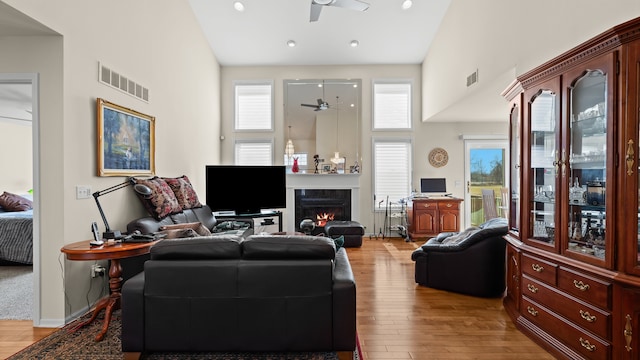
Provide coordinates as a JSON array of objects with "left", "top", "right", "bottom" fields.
[{"left": 428, "top": 147, "right": 448, "bottom": 168}]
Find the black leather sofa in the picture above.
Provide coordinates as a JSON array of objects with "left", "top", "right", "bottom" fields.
[
  {"left": 121, "top": 233, "right": 356, "bottom": 357},
  {"left": 411, "top": 217, "right": 508, "bottom": 297},
  {"left": 126, "top": 204, "right": 252, "bottom": 238},
  {"left": 120, "top": 204, "right": 252, "bottom": 282}
]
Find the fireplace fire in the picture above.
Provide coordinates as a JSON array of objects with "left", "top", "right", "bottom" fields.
[{"left": 316, "top": 212, "right": 335, "bottom": 227}]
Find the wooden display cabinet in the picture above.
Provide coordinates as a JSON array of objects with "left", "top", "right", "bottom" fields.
[
  {"left": 503, "top": 17, "right": 640, "bottom": 359},
  {"left": 406, "top": 197, "right": 462, "bottom": 240}
]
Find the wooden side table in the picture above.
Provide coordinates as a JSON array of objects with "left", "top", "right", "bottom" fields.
[{"left": 60, "top": 239, "right": 159, "bottom": 341}]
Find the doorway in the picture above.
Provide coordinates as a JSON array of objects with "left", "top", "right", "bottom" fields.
[
  {"left": 464, "top": 138, "right": 509, "bottom": 228},
  {"left": 0, "top": 74, "right": 39, "bottom": 323}
]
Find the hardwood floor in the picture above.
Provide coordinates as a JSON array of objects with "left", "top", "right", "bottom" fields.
[
  {"left": 0, "top": 237, "right": 555, "bottom": 359},
  {"left": 349, "top": 237, "right": 555, "bottom": 360}
]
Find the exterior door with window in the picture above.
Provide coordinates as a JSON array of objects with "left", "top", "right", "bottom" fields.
[{"left": 464, "top": 139, "right": 509, "bottom": 227}]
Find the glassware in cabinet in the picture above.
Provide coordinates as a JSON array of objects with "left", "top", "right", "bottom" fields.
[
  {"left": 563, "top": 55, "right": 614, "bottom": 267},
  {"left": 528, "top": 88, "right": 559, "bottom": 249}
]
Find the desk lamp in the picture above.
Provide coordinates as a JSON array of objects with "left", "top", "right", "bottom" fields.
[{"left": 93, "top": 180, "right": 152, "bottom": 239}]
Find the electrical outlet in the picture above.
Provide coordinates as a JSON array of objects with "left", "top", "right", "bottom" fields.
[
  {"left": 91, "top": 264, "right": 105, "bottom": 278},
  {"left": 76, "top": 185, "right": 92, "bottom": 199}
]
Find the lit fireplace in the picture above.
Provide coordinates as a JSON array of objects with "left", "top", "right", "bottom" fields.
[{"left": 295, "top": 189, "right": 351, "bottom": 235}]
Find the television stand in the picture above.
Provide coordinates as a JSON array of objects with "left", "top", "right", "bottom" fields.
[{"left": 215, "top": 211, "right": 282, "bottom": 233}]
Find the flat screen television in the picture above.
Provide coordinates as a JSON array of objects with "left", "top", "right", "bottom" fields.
[
  {"left": 420, "top": 178, "right": 447, "bottom": 194},
  {"left": 205, "top": 165, "right": 286, "bottom": 215}
]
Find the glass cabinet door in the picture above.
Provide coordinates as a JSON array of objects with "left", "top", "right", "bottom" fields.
[
  {"left": 563, "top": 54, "right": 614, "bottom": 267},
  {"left": 509, "top": 102, "right": 521, "bottom": 236},
  {"left": 528, "top": 89, "right": 558, "bottom": 249}
]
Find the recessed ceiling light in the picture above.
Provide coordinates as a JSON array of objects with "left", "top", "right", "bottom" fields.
[
  {"left": 233, "top": 1, "right": 245, "bottom": 12},
  {"left": 350, "top": 40, "right": 359, "bottom": 47},
  {"left": 402, "top": 0, "right": 413, "bottom": 10},
  {"left": 287, "top": 40, "right": 296, "bottom": 47}
]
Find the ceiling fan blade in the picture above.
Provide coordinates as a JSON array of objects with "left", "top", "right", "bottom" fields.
[
  {"left": 317, "top": 98, "right": 325, "bottom": 105},
  {"left": 301, "top": 103, "right": 319, "bottom": 108},
  {"left": 310, "top": 3, "right": 323, "bottom": 22},
  {"left": 332, "top": 0, "right": 369, "bottom": 12}
]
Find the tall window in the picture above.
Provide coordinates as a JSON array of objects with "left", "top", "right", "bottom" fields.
[
  {"left": 373, "top": 139, "right": 412, "bottom": 208},
  {"left": 235, "top": 140, "right": 273, "bottom": 165},
  {"left": 373, "top": 81, "right": 411, "bottom": 129},
  {"left": 234, "top": 81, "right": 273, "bottom": 130}
]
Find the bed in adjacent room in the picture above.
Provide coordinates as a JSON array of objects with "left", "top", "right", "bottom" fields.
[{"left": 0, "top": 192, "right": 33, "bottom": 265}]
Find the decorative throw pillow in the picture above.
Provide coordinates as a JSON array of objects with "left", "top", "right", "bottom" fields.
[
  {"left": 162, "top": 175, "right": 202, "bottom": 210},
  {"left": 159, "top": 222, "right": 212, "bottom": 236},
  {"left": 132, "top": 177, "right": 182, "bottom": 220},
  {"left": 332, "top": 235, "right": 345, "bottom": 251},
  {"left": 0, "top": 192, "right": 33, "bottom": 212}
]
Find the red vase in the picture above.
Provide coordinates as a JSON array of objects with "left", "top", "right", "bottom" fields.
[{"left": 292, "top": 157, "right": 299, "bottom": 173}]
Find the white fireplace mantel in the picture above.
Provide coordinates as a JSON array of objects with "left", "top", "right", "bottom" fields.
[{"left": 285, "top": 174, "right": 360, "bottom": 232}]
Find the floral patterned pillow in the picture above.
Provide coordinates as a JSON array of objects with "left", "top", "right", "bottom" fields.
[
  {"left": 132, "top": 177, "right": 182, "bottom": 220},
  {"left": 162, "top": 175, "right": 202, "bottom": 210}
]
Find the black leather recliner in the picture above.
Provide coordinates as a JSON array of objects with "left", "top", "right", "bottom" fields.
[
  {"left": 411, "top": 217, "right": 508, "bottom": 297},
  {"left": 121, "top": 234, "right": 356, "bottom": 356}
]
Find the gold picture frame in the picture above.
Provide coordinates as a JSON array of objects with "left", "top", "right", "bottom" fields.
[{"left": 97, "top": 98, "right": 155, "bottom": 176}]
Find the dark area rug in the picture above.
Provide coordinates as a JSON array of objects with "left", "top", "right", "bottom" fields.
[{"left": 8, "top": 310, "right": 360, "bottom": 360}]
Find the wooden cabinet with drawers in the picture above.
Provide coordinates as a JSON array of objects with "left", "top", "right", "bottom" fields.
[
  {"left": 502, "top": 17, "right": 640, "bottom": 359},
  {"left": 406, "top": 197, "right": 462, "bottom": 240}
]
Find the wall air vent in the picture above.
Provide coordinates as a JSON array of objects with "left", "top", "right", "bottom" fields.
[
  {"left": 99, "top": 62, "right": 149, "bottom": 102},
  {"left": 466, "top": 69, "right": 479, "bottom": 87}
]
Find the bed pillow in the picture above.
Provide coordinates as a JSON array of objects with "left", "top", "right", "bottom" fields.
[
  {"left": 162, "top": 175, "right": 202, "bottom": 210},
  {"left": 0, "top": 192, "right": 33, "bottom": 212},
  {"left": 131, "top": 177, "right": 182, "bottom": 220}
]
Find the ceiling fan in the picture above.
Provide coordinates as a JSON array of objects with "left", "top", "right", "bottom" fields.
[
  {"left": 301, "top": 95, "right": 344, "bottom": 112},
  {"left": 310, "top": 0, "right": 370, "bottom": 22},
  {"left": 301, "top": 98, "right": 330, "bottom": 111}
]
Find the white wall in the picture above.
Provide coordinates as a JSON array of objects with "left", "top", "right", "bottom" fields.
[
  {"left": 423, "top": 0, "right": 640, "bottom": 122},
  {"left": 2, "top": 0, "right": 221, "bottom": 324},
  {"left": 0, "top": 121, "right": 32, "bottom": 193}
]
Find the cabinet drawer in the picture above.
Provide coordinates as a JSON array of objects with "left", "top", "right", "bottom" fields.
[
  {"left": 437, "top": 201, "right": 459, "bottom": 210},
  {"left": 522, "top": 253, "right": 557, "bottom": 285},
  {"left": 521, "top": 297, "right": 611, "bottom": 360},
  {"left": 522, "top": 275, "right": 610, "bottom": 339},
  {"left": 415, "top": 201, "right": 437, "bottom": 209},
  {"left": 558, "top": 267, "right": 611, "bottom": 310}
]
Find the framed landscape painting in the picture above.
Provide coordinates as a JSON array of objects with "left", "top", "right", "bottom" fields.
[{"left": 97, "top": 98, "right": 155, "bottom": 176}]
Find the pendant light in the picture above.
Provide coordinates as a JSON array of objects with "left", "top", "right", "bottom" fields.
[
  {"left": 330, "top": 96, "right": 344, "bottom": 165},
  {"left": 285, "top": 125, "right": 295, "bottom": 159}
]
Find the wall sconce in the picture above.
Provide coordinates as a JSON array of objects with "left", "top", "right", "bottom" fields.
[{"left": 93, "top": 179, "right": 151, "bottom": 239}]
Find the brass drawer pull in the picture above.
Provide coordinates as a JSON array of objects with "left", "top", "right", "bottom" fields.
[
  {"left": 573, "top": 280, "right": 590, "bottom": 291},
  {"left": 527, "top": 306, "right": 538, "bottom": 316},
  {"left": 579, "top": 337, "right": 596, "bottom": 352},
  {"left": 423, "top": 204, "right": 431, "bottom": 208},
  {"left": 446, "top": 203, "right": 452, "bottom": 207},
  {"left": 531, "top": 264, "right": 544, "bottom": 272},
  {"left": 579, "top": 310, "right": 596, "bottom": 323},
  {"left": 527, "top": 284, "right": 538, "bottom": 293}
]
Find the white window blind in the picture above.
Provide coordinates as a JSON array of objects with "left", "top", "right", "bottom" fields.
[
  {"left": 235, "top": 141, "right": 273, "bottom": 165},
  {"left": 373, "top": 82, "right": 411, "bottom": 129},
  {"left": 235, "top": 82, "right": 273, "bottom": 130},
  {"left": 374, "top": 140, "right": 412, "bottom": 208}
]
